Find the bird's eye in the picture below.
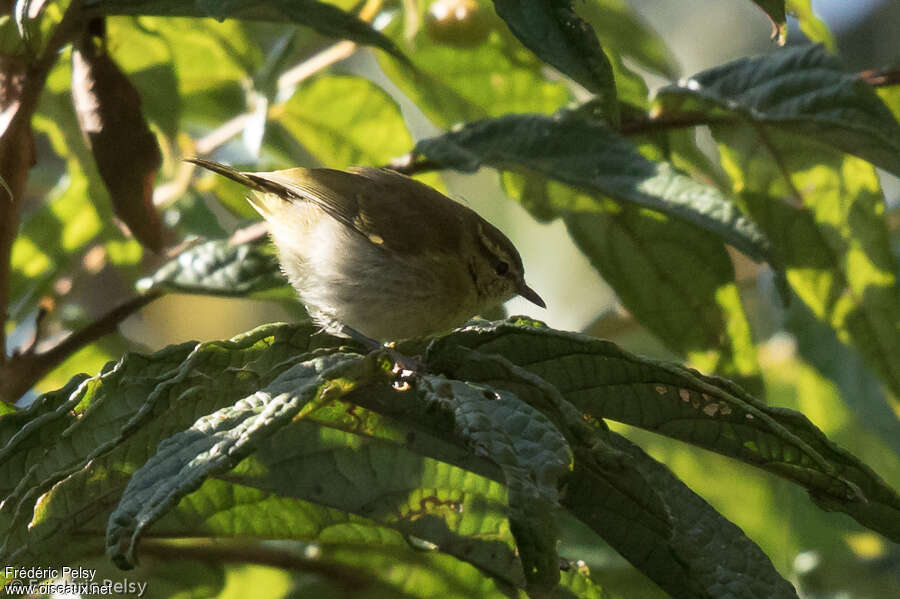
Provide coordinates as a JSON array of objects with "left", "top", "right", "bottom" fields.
[{"left": 495, "top": 261, "right": 509, "bottom": 276}]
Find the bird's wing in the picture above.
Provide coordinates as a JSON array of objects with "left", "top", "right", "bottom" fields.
[{"left": 254, "top": 167, "right": 464, "bottom": 255}]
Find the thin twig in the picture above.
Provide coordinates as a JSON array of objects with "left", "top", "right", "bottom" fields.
[
  {"left": 619, "top": 112, "right": 740, "bottom": 136},
  {"left": 229, "top": 221, "right": 268, "bottom": 245},
  {"left": 38, "top": 291, "right": 162, "bottom": 369},
  {"left": 194, "top": 113, "right": 252, "bottom": 156},
  {"left": 277, "top": 40, "right": 357, "bottom": 97},
  {"left": 136, "top": 539, "right": 372, "bottom": 592},
  {"left": 858, "top": 67, "right": 900, "bottom": 87},
  {"left": 386, "top": 155, "right": 441, "bottom": 176},
  {"left": 188, "top": 40, "right": 359, "bottom": 159},
  {"left": 0, "top": 291, "right": 161, "bottom": 404}
]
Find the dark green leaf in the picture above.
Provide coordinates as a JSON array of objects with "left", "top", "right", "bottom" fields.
[
  {"left": 414, "top": 111, "right": 775, "bottom": 269},
  {"left": 713, "top": 121, "right": 900, "bottom": 403},
  {"left": 412, "top": 374, "right": 572, "bottom": 590},
  {"left": 490, "top": 1, "right": 617, "bottom": 117},
  {"left": 654, "top": 44, "right": 900, "bottom": 176},
  {"left": 106, "top": 352, "right": 367, "bottom": 568},
  {"left": 2, "top": 323, "right": 348, "bottom": 565},
  {"left": 501, "top": 172, "right": 759, "bottom": 384},
  {"left": 166, "top": 192, "right": 228, "bottom": 239},
  {"left": 876, "top": 85, "right": 900, "bottom": 123},
  {"left": 127, "top": 63, "right": 181, "bottom": 139},
  {"left": 570, "top": 431, "right": 798, "bottom": 599},
  {"left": 428, "top": 343, "right": 796, "bottom": 599},
  {"left": 654, "top": 46, "right": 900, "bottom": 398},
  {"left": 430, "top": 320, "right": 900, "bottom": 542},
  {"left": 222, "top": 420, "right": 525, "bottom": 587},
  {"left": 565, "top": 205, "right": 759, "bottom": 386},
  {"left": 135, "top": 239, "right": 288, "bottom": 299}
]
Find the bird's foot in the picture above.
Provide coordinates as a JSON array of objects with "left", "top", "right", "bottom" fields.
[{"left": 337, "top": 324, "right": 423, "bottom": 376}]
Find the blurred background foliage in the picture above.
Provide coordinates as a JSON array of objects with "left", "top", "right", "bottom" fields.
[{"left": 1, "top": 0, "right": 899, "bottom": 597}]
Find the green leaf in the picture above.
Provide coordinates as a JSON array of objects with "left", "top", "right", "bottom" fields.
[
  {"left": 106, "top": 352, "right": 367, "bottom": 568},
  {"left": 412, "top": 374, "right": 572, "bottom": 590},
  {"left": 565, "top": 202, "right": 759, "bottom": 384},
  {"left": 222, "top": 421, "right": 525, "bottom": 587},
  {"left": 166, "top": 192, "right": 229, "bottom": 239},
  {"left": 106, "top": 16, "right": 256, "bottom": 120},
  {"left": 490, "top": 1, "right": 617, "bottom": 117},
  {"left": 377, "top": 1, "right": 570, "bottom": 127},
  {"left": 135, "top": 239, "right": 289, "bottom": 299},
  {"left": 500, "top": 172, "right": 759, "bottom": 384},
  {"left": 876, "top": 85, "right": 900, "bottom": 124},
  {"left": 785, "top": 300, "right": 900, "bottom": 458},
  {"left": 651, "top": 46, "right": 900, "bottom": 399},
  {"left": 414, "top": 111, "right": 776, "bottom": 269},
  {"left": 123, "top": 63, "right": 181, "bottom": 140},
  {"left": 715, "top": 122, "right": 900, "bottom": 401},
  {"left": 2, "top": 319, "right": 578, "bottom": 592},
  {"left": 576, "top": 0, "right": 678, "bottom": 80},
  {"left": 426, "top": 343, "right": 796, "bottom": 599},
  {"left": 786, "top": 0, "right": 836, "bottom": 51},
  {"left": 218, "top": 354, "right": 574, "bottom": 591},
  {"left": 84, "top": 0, "right": 410, "bottom": 65},
  {"left": 271, "top": 75, "right": 414, "bottom": 168},
  {"left": 431, "top": 320, "right": 900, "bottom": 542},
  {"left": 572, "top": 431, "right": 798, "bottom": 599},
  {"left": 654, "top": 44, "right": 900, "bottom": 176},
  {"left": 2, "top": 323, "right": 348, "bottom": 565}
]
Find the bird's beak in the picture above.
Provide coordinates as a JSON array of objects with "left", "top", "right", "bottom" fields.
[{"left": 517, "top": 281, "right": 546, "bottom": 309}]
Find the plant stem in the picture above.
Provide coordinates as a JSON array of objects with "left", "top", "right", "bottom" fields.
[{"left": 0, "top": 291, "right": 162, "bottom": 404}]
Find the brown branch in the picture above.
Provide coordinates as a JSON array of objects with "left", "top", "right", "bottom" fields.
[
  {"left": 136, "top": 539, "right": 372, "bottom": 592},
  {"left": 0, "top": 291, "right": 161, "bottom": 404},
  {"left": 0, "top": 57, "right": 34, "bottom": 362},
  {"left": 384, "top": 112, "right": 744, "bottom": 176},
  {"left": 858, "top": 67, "right": 900, "bottom": 87},
  {"left": 619, "top": 112, "right": 740, "bottom": 136},
  {"left": 385, "top": 154, "right": 442, "bottom": 176},
  {"left": 1, "top": 2, "right": 86, "bottom": 362}
]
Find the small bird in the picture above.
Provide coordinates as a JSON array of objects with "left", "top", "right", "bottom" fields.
[{"left": 187, "top": 158, "right": 545, "bottom": 342}]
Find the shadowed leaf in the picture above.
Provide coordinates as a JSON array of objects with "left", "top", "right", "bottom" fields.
[
  {"left": 430, "top": 320, "right": 900, "bottom": 542},
  {"left": 415, "top": 111, "right": 776, "bottom": 270},
  {"left": 490, "top": 1, "right": 617, "bottom": 118},
  {"left": 71, "top": 31, "right": 163, "bottom": 252},
  {"left": 135, "top": 239, "right": 288, "bottom": 299}
]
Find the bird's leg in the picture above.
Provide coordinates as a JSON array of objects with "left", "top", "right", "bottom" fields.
[
  {"left": 338, "top": 324, "right": 423, "bottom": 375},
  {"left": 338, "top": 324, "right": 381, "bottom": 351}
]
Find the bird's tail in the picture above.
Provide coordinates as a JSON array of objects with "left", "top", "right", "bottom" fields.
[
  {"left": 185, "top": 158, "right": 263, "bottom": 189},
  {"left": 186, "top": 157, "right": 295, "bottom": 220}
]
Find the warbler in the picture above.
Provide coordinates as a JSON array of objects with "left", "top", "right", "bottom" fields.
[{"left": 187, "top": 158, "right": 544, "bottom": 341}]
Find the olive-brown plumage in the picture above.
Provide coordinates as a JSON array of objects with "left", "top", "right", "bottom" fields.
[{"left": 188, "top": 158, "right": 544, "bottom": 340}]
